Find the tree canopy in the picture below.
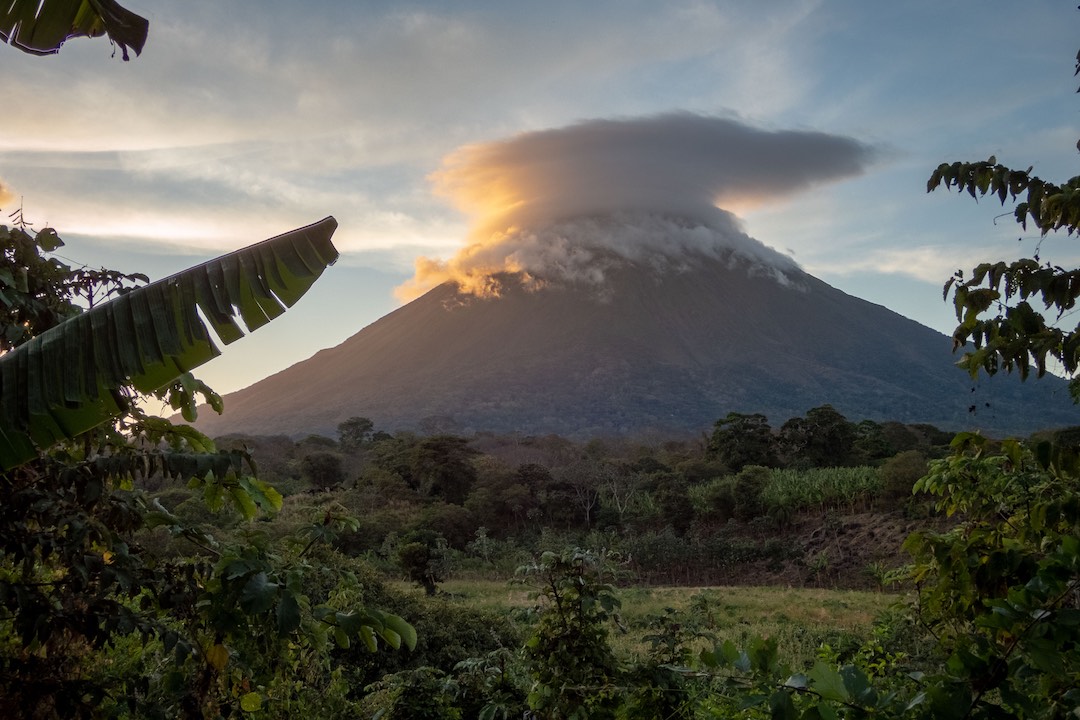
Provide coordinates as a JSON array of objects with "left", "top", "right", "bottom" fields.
[{"left": 930, "top": 48, "right": 1080, "bottom": 400}]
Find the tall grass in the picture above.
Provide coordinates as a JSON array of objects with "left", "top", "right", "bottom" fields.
[
  {"left": 411, "top": 579, "right": 896, "bottom": 670},
  {"left": 764, "top": 466, "right": 881, "bottom": 512}
]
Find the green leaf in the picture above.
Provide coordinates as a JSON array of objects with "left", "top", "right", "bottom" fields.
[
  {"left": 276, "top": 593, "right": 301, "bottom": 634},
  {"left": 806, "top": 704, "right": 839, "bottom": 720},
  {"left": 768, "top": 689, "right": 797, "bottom": 720},
  {"left": 0, "top": 217, "right": 339, "bottom": 470},
  {"left": 240, "top": 476, "right": 283, "bottom": 514},
  {"left": 333, "top": 626, "right": 350, "bottom": 649},
  {"left": 808, "top": 661, "right": 850, "bottom": 703},
  {"left": 203, "top": 482, "right": 225, "bottom": 512},
  {"left": 382, "top": 613, "right": 417, "bottom": 651},
  {"left": 35, "top": 227, "right": 63, "bottom": 251},
  {"left": 229, "top": 485, "right": 259, "bottom": 521},
  {"left": 239, "top": 692, "right": 262, "bottom": 713},
  {"left": 205, "top": 643, "right": 229, "bottom": 671},
  {"left": 239, "top": 571, "right": 278, "bottom": 615},
  {"left": 360, "top": 625, "right": 378, "bottom": 652},
  {"left": 840, "top": 664, "right": 875, "bottom": 704}
]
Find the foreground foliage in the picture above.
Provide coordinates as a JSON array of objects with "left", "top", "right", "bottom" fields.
[
  {"left": 0, "top": 219, "right": 414, "bottom": 718},
  {"left": 0, "top": 217, "right": 340, "bottom": 470}
]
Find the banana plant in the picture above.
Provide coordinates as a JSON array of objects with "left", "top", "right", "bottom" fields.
[
  {"left": 0, "top": 216, "right": 339, "bottom": 470},
  {"left": 0, "top": 0, "right": 147, "bottom": 59}
]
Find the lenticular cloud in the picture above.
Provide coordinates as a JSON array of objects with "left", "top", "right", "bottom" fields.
[{"left": 398, "top": 113, "right": 876, "bottom": 299}]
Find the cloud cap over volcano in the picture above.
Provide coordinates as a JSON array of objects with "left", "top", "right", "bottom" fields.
[{"left": 400, "top": 113, "right": 877, "bottom": 298}]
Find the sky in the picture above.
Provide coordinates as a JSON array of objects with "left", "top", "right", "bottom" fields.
[{"left": 1, "top": 1, "right": 1078, "bottom": 399}]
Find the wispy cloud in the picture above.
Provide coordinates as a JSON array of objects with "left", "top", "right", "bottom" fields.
[{"left": 816, "top": 245, "right": 974, "bottom": 284}]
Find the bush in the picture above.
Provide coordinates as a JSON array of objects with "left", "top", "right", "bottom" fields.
[
  {"left": 697, "top": 476, "right": 736, "bottom": 523},
  {"left": 879, "top": 450, "right": 927, "bottom": 502},
  {"left": 733, "top": 465, "right": 769, "bottom": 520},
  {"left": 301, "top": 450, "right": 347, "bottom": 490}
]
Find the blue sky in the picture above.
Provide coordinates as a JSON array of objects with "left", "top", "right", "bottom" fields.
[{"left": 1, "top": 1, "right": 1077, "bottom": 398}]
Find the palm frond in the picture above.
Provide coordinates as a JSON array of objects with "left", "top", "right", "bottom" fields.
[
  {"left": 0, "top": 217, "right": 339, "bottom": 470},
  {"left": 1, "top": 0, "right": 147, "bottom": 59}
]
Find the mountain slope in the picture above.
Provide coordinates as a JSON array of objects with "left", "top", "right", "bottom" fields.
[{"left": 194, "top": 255, "right": 1078, "bottom": 438}]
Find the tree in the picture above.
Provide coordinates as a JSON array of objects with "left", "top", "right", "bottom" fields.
[
  {"left": 754, "top": 38, "right": 1080, "bottom": 720},
  {"left": 1, "top": 0, "right": 148, "bottom": 60},
  {"left": 778, "top": 404, "right": 857, "bottom": 468},
  {"left": 879, "top": 449, "right": 928, "bottom": 501},
  {"left": 853, "top": 419, "right": 893, "bottom": 462},
  {"left": 464, "top": 456, "right": 534, "bottom": 534},
  {"left": 732, "top": 465, "right": 769, "bottom": 521},
  {"left": 707, "top": 412, "right": 778, "bottom": 471},
  {"left": 651, "top": 471, "right": 694, "bottom": 534},
  {"left": 338, "top": 416, "right": 375, "bottom": 451},
  {"left": 396, "top": 530, "right": 450, "bottom": 596},
  {"left": 928, "top": 45, "right": 1080, "bottom": 399},
  {"left": 599, "top": 463, "right": 645, "bottom": 528},
  {"left": 553, "top": 456, "right": 612, "bottom": 529},
  {"left": 301, "top": 450, "right": 347, "bottom": 490},
  {"left": 411, "top": 435, "right": 479, "bottom": 505},
  {"left": 0, "top": 24, "right": 414, "bottom": 718}
]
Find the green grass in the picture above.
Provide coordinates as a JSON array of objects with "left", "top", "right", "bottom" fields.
[
  {"left": 393, "top": 578, "right": 899, "bottom": 670},
  {"left": 612, "top": 585, "right": 895, "bottom": 667}
]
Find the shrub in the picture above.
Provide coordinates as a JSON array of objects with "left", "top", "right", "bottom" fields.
[
  {"left": 879, "top": 450, "right": 928, "bottom": 502},
  {"left": 300, "top": 450, "right": 347, "bottom": 490},
  {"left": 733, "top": 465, "right": 770, "bottom": 520}
]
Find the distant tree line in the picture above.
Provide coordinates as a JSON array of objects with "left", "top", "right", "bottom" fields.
[{"left": 172, "top": 406, "right": 964, "bottom": 591}]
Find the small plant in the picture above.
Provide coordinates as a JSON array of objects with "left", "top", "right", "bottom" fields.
[
  {"left": 862, "top": 560, "right": 897, "bottom": 592},
  {"left": 396, "top": 531, "right": 452, "bottom": 596},
  {"left": 687, "top": 592, "right": 717, "bottom": 630},
  {"left": 453, "top": 647, "right": 529, "bottom": 720},
  {"left": 365, "top": 667, "right": 461, "bottom": 719},
  {"left": 518, "top": 548, "right": 623, "bottom": 720},
  {"left": 807, "top": 550, "right": 830, "bottom": 582}
]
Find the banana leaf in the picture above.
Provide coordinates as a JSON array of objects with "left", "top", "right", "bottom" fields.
[
  {"left": 0, "top": 216, "right": 339, "bottom": 470},
  {"left": 1, "top": 0, "right": 147, "bottom": 59}
]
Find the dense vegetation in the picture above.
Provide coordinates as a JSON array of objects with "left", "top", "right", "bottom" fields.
[{"left": 200, "top": 410, "right": 945, "bottom": 589}]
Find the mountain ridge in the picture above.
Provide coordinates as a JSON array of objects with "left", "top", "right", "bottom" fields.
[{"left": 193, "top": 252, "right": 1079, "bottom": 439}]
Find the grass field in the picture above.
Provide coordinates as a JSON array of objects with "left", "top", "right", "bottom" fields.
[{"left": 392, "top": 579, "right": 900, "bottom": 669}]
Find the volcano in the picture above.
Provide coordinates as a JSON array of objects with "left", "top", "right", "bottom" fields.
[
  {"left": 193, "top": 113, "right": 1080, "bottom": 439},
  {"left": 193, "top": 246, "right": 1077, "bottom": 439}
]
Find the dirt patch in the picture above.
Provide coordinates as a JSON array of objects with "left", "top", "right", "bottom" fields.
[{"left": 707, "top": 507, "right": 955, "bottom": 591}]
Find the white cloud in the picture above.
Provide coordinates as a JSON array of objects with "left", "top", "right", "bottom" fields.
[{"left": 813, "top": 245, "right": 974, "bottom": 284}]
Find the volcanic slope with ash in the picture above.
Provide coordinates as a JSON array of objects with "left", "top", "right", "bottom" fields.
[{"left": 194, "top": 249, "right": 1076, "bottom": 439}]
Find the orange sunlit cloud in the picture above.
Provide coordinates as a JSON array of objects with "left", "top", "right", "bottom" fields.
[
  {"left": 0, "top": 178, "right": 16, "bottom": 208},
  {"left": 397, "top": 113, "right": 876, "bottom": 300}
]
